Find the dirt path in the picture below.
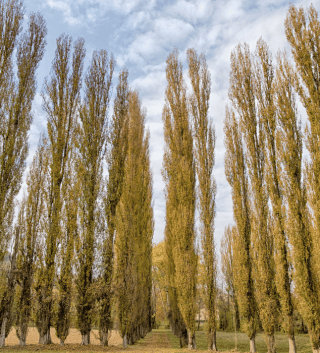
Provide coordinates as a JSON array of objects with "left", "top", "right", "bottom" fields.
[
  {"left": 2, "top": 328, "right": 178, "bottom": 352},
  {"left": 5, "top": 327, "right": 122, "bottom": 347},
  {"left": 135, "top": 330, "right": 173, "bottom": 349}
]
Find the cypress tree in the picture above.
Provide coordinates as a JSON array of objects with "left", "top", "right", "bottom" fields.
[
  {"left": 76, "top": 49, "right": 113, "bottom": 345},
  {"left": 224, "top": 108, "right": 257, "bottom": 353},
  {"left": 162, "top": 49, "right": 197, "bottom": 350},
  {"left": 274, "top": 49, "right": 320, "bottom": 353},
  {"left": 35, "top": 34, "right": 85, "bottom": 344},
  {"left": 98, "top": 68, "right": 129, "bottom": 346},
  {"left": 187, "top": 48, "right": 217, "bottom": 351},
  {"left": 229, "top": 42, "right": 278, "bottom": 353}
]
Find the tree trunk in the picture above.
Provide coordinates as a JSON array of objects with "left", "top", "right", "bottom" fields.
[
  {"left": 288, "top": 336, "right": 296, "bottom": 353},
  {"left": 39, "top": 334, "right": 44, "bottom": 344},
  {"left": 19, "top": 323, "right": 28, "bottom": 346},
  {"left": 0, "top": 227, "right": 20, "bottom": 348},
  {"left": 266, "top": 334, "right": 276, "bottom": 353},
  {"left": 250, "top": 336, "right": 256, "bottom": 353},
  {"left": 0, "top": 317, "right": 8, "bottom": 347},
  {"left": 19, "top": 332, "right": 27, "bottom": 346},
  {"left": 81, "top": 332, "right": 90, "bottom": 345},
  {"left": 187, "top": 328, "right": 196, "bottom": 350},
  {"left": 198, "top": 300, "right": 201, "bottom": 330},
  {"left": 123, "top": 333, "right": 128, "bottom": 348},
  {"left": 101, "top": 330, "right": 108, "bottom": 346},
  {"left": 209, "top": 330, "right": 217, "bottom": 351},
  {"left": 43, "top": 329, "right": 52, "bottom": 344}
]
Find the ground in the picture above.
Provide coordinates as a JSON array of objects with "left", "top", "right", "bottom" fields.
[{"left": 2, "top": 328, "right": 313, "bottom": 352}]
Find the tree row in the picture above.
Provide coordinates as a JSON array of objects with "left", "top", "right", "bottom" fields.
[{"left": 0, "top": 0, "right": 153, "bottom": 348}]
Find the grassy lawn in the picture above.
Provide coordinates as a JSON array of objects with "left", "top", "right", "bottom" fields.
[
  {"left": 195, "top": 330, "right": 312, "bottom": 353},
  {"left": 1, "top": 329, "right": 313, "bottom": 352}
]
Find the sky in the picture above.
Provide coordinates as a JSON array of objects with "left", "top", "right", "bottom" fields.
[{"left": 22, "top": 0, "right": 317, "bottom": 253}]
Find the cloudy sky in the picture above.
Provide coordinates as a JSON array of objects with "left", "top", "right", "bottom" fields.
[{"left": 23, "top": 0, "right": 316, "bottom": 251}]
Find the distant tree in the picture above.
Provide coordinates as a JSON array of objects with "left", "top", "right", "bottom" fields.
[
  {"left": 152, "top": 242, "right": 169, "bottom": 324},
  {"left": 224, "top": 108, "right": 257, "bottom": 353},
  {"left": 15, "top": 136, "right": 50, "bottom": 346},
  {"left": 35, "top": 34, "right": 85, "bottom": 345},
  {"left": 187, "top": 48, "right": 217, "bottom": 351},
  {"left": 220, "top": 225, "right": 240, "bottom": 333},
  {"left": 162, "top": 50, "right": 197, "bottom": 350},
  {"left": 76, "top": 49, "right": 114, "bottom": 345},
  {"left": 98, "top": 68, "right": 129, "bottom": 346}
]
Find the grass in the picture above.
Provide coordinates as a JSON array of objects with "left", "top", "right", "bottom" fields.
[
  {"left": 195, "top": 330, "right": 312, "bottom": 353},
  {"left": 1, "top": 329, "right": 313, "bottom": 352}
]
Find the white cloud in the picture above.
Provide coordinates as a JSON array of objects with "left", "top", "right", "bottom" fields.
[
  {"left": 165, "top": 0, "right": 214, "bottom": 24},
  {"left": 154, "top": 17, "right": 194, "bottom": 46}
]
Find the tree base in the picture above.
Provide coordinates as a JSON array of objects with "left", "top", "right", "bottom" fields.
[
  {"left": 209, "top": 330, "right": 217, "bottom": 351},
  {"left": 288, "top": 337, "right": 296, "bottom": 353},
  {"left": 265, "top": 334, "right": 276, "bottom": 353},
  {"left": 101, "top": 331, "right": 108, "bottom": 346},
  {"left": 19, "top": 337, "right": 26, "bottom": 346},
  {"left": 250, "top": 337, "right": 256, "bottom": 353},
  {"left": 123, "top": 333, "right": 128, "bottom": 348},
  {"left": 0, "top": 317, "right": 8, "bottom": 347},
  {"left": 187, "top": 329, "right": 196, "bottom": 350},
  {"left": 81, "top": 332, "right": 90, "bottom": 345},
  {"left": 45, "top": 330, "right": 52, "bottom": 344}
]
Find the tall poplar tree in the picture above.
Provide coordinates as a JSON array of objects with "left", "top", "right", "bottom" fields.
[
  {"left": 162, "top": 49, "right": 197, "bottom": 350},
  {"left": 98, "top": 69, "right": 129, "bottom": 346},
  {"left": 229, "top": 42, "right": 278, "bottom": 353},
  {"left": 274, "top": 49, "right": 320, "bottom": 353},
  {"left": 224, "top": 108, "right": 257, "bottom": 353},
  {"left": 0, "top": 2, "right": 46, "bottom": 263},
  {"left": 255, "top": 39, "right": 296, "bottom": 353},
  {"left": 115, "top": 90, "right": 153, "bottom": 348},
  {"left": 55, "top": 143, "right": 79, "bottom": 345},
  {"left": 15, "top": 136, "right": 50, "bottom": 346},
  {"left": 0, "top": 5, "right": 47, "bottom": 344},
  {"left": 35, "top": 34, "right": 85, "bottom": 344},
  {"left": 187, "top": 49, "right": 217, "bottom": 351},
  {"left": 76, "top": 49, "right": 114, "bottom": 345}
]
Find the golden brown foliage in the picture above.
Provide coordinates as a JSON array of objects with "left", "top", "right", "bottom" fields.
[
  {"left": 115, "top": 90, "right": 153, "bottom": 348},
  {"left": 224, "top": 108, "right": 257, "bottom": 352},
  {"left": 162, "top": 49, "right": 197, "bottom": 350},
  {"left": 35, "top": 34, "right": 85, "bottom": 345},
  {"left": 76, "top": 49, "right": 114, "bottom": 345},
  {"left": 187, "top": 48, "right": 217, "bottom": 351},
  {"left": 99, "top": 68, "right": 129, "bottom": 346}
]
